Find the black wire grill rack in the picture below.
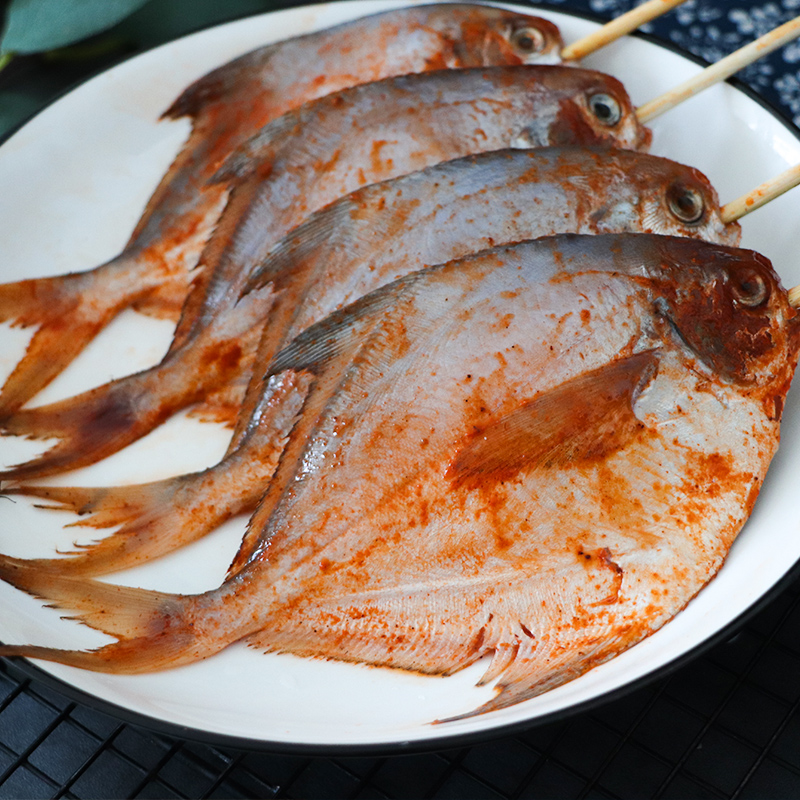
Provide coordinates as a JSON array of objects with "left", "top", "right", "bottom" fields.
[{"left": 3, "top": 1, "right": 800, "bottom": 797}]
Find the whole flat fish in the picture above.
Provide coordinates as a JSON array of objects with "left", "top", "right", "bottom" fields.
[
  {"left": 0, "top": 233, "right": 795, "bottom": 724},
  {"left": 6, "top": 148, "right": 741, "bottom": 577},
  {"left": 0, "top": 66, "right": 650, "bottom": 482},
  {"left": 0, "top": 3, "right": 564, "bottom": 415}
]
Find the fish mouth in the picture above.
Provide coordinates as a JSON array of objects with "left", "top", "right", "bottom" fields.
[
  {"left": 636, "top": 123, "right": 653, "bottom": 152},
  {"left": 786, "top": 313, "right": 800, "bottom": 359}
]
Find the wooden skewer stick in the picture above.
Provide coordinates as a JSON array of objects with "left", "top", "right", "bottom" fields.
[
  {"left": 637, "top": 14, "right": 800, "bottom": 122},
  {"left": 720, "top": 162, "right": 800, "bottom": 224},
  {"left": 720, "top": 163, "right": 800, "bottom": 307},
  {"left": 561, "top": 0, "right": 689, "bottom": 61}
]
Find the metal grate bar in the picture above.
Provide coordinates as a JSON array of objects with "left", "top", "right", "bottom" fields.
[
  {"left": 0, "top": 703, "right": 74, "bottom": 789},
  {"left": 127, "top": 738, "right": 186, "bottom": 799},
  {"left": 652, "top": 586, "right": 800, "bottom": 798},
  {"left": 731, "top": 691, "right": 800, "bottom": 800},
  {"left": 52, "top": 723, "right": 126, "bottom": 799}
]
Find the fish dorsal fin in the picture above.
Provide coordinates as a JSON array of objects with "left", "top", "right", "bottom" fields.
[
  {"left": 449, "top": 350, "right": 659, "bottom": 489},
  {"left": 241, "top": 197, "right": 353, "bottom": 298},
  {"left": 267, "top": 273, "right": 413, "bottom": 376},
  {"left": 228, "top": 201, "right": 357, "bottom": 446},
  {"left": 211, "top": 110, "right": 300, "bottom": 184},
  {"left": 227, "top": 273, "right": 424, "bottom": 575}
]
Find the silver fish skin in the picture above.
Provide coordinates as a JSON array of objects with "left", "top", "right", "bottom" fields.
[
  {"left": 0, "top": 3, "right": 563, "bottom": 415},
  {"left": 3, "top": 146, "right": 736, "bottom": 578},
  {"left": 233, "top": 144, "right": 738, "bottom": 443},
  {"left": 0, "top": 234, "right": 795, "bottom": 725},
  {"left": 131, "top": 5, "right": 566, "bottom": 283},
  {"left": 185, "top": 64, "right": 648, "bottom": 343},
  {"left": 0, "top": 66, "right": 649, "bottom": 483}
]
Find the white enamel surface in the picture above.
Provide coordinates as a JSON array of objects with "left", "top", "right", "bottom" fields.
[{"left": 1, "top": 0, "right": 799, "bottom": 748}]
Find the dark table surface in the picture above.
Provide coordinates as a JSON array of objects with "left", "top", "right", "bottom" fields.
[{"left": 2, "top": 0, "right": 800, "bottom": 797}]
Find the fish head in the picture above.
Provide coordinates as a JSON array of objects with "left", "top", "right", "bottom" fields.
[
  {"left": 425, "top": 7, "right": 565, "bottom": 69},
  {"left": 648, "top": 237, "right": 799, "bottom": 402},
  {"left": 591, "top": 152, "right": 741, "bottom": 245},
  {"left": 542, "top": 70, "right": 651, "bottom": 152},
  {"left": 481, "top": 12, "right": 565, "bottom": 66}
]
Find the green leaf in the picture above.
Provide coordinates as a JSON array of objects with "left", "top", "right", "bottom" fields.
[{"left": 0, "top": 0, "right": 154, "bottom": 55}]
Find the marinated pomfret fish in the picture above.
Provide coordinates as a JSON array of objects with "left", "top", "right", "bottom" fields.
[
  {"left": 175, "top": 64, "right": 648, "bottom": 346},
  {"left": 0, "top": 67, "right": 649, "bottom": 482},
  {"left": 6, "top": 148, "right": 740, "bottom": 578},
  {"left": 0, "top": 233, "right": 795, "bottom": 724},
  {"left": 0, "top": 3, "right": 563, "bottom": 415}
]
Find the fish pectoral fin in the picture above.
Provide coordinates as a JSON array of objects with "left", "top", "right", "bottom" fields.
[{"left": 448, "top": 350, "right": 659, "bottom": 489}]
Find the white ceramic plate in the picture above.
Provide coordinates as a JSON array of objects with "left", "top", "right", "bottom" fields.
[{"left": 1, "top": 0, "right": 799, "bottom": 751}]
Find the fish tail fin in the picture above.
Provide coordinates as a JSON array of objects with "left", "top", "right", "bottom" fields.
[
  {"left": 187, "top": 381, "right": 246, "bottom": 428},
  {"left": 0, "top": 260, "right": 142, "bottom": 415},
  {"left": 0, "top": 642, "right": 185, "bottom": 673},
  {"left": 5, "top": 469, "right": 248, "bottom": 576},
  {"left": 0, "top": 367, "right": 175, "bottom": 482},
  {"left": 0, "top": 554, "right": 208, "bottom": 673},
  {"left": 224, "top": 382, "right": 310, "bottom": 577},
  {"left": 0, "top": 279, "right": 276, "bottom": 483}
]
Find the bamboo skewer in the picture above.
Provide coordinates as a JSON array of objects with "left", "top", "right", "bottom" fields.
[
  {"left": 720, "top": 163, "right": 800, "bottom": 224},
  {"left": 637, "top": 15, "right": 800, "bottom": 122},
  {"left": 561, "top": 0, "right": 689, "bottom": 61}
]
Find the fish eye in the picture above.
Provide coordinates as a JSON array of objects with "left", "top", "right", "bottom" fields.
[
  {"left": 588, "top": 93, "right": 622, "bottom": 126},
  {"left": 731, "top": 269, "right": 770, "bottom": 308},
  {"left": 510, "top": 26, "right": 545, "bottom": 55},
  {"left": 666, "top": 183, "right": 706, "bottom": 224}
]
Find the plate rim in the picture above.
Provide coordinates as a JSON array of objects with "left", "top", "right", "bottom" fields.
[{"left": 2, "top": 0, "right": 800, "bottom": 756}]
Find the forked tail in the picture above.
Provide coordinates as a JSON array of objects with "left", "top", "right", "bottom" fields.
[
  {"left": 3, "top": 474, "right": 237, "bottom": 576},
  {"left": 0, "top": 264, "right": 140, "bottom": 415},
  {"left": 0, "top": 553, "right": 238, "bottom": 673},
  {"left": 0, "top": 282, "right": 274, "bottom": 482},
  {"left": 0, "top": 367, "right": 180, "bottom": 482},
  {"left": 3, "top": 441, "right": 277, "bottom": 577}
]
